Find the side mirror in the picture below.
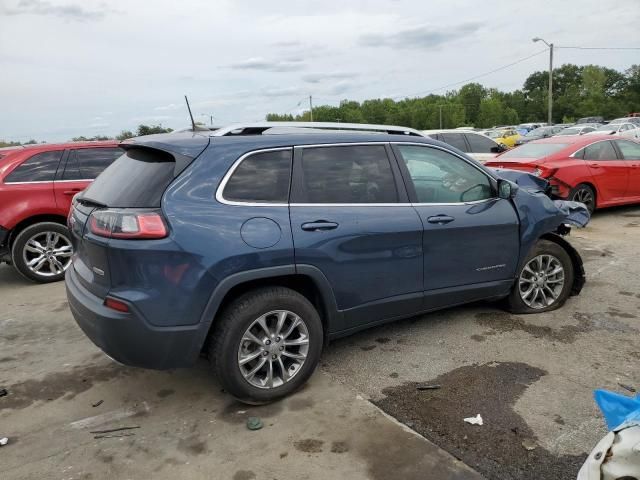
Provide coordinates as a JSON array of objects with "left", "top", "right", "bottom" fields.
[
  {"left": 498, "top": 179, "right": 518, "bottom": 199},
  {"left": 491, "top": 144, "right": 507, "bottom": 153}
]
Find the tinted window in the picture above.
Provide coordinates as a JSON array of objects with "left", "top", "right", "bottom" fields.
[
  {"left": 5, "top": 150, "right": 62, "bottom": 182},
  {"left": 63, "top": 148, "right": 123, "bottom": 180},
  {"left": 397, "top": 145, "right": 492, "bottom": 203},
  {"left": 616, "top": 140, "right": 640, "bottom": 160},
  {"left": 223, "top": 150, "right": 292, "bottom": 203},
  {"left": 297, "top": 145, "right": 397, "bottom": 203},
  {"left": 501, "top": 143, "right": 569, "bottom": 159},
  {"left": 465, "top": 133, "right": 497, "bottom": 153},
  {"left": 81, "top": 148, "right": 176, "bottom": 207},
  {"left": 583, "top": 141, "right": 618, "bottom": 161},
  {"left": 440, "top": 133, "right": 468, "bottom": 152}
]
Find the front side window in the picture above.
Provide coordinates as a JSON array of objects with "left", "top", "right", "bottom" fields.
[
  {"left": 397, "top": 145, "right": 492, "bottom": 203},
  {"left": 616, "top": 140, "right": 640, "bottom": 160},
  {"left": 5, "top": 150, "right": 63, "bottom": 182},
  {"left": 440, "top": 133, "right": 468, "bottom": 152},
  {"left": 223, "top": 149, "right": 292, "bottom": 203},
  {"left": 296, "top": 145, "right": 398, "bottom": 203},
  {"left": 582, "top": 141, "right": 618, "bottom": 161},
  {"left": 63, "top": 147, "right": 123, "bottom": 180},
  {"left": 465, "top": 133, "right": 497, "bottom": 153}
]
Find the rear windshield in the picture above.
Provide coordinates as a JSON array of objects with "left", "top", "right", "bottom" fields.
[
  {"left": 501, "top": 143, "right": 569, "bottom": 159},
  {"left": 81, "top": 148, "right": 176, "bottom": 207}
]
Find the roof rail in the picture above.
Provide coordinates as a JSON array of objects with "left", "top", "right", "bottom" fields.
[{"left": 210, "top": 122, "right": 425, "bottom": 137}]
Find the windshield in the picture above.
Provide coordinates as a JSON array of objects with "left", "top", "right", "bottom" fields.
[
  {"left": 525, "top": 127, "right": 551, "bottom": 137},
  {"left": 501, "top": 143, "right": 569, "bottom": 159},
  {"left": 594, "top": 125, "right": 618, "bottom": 132},
  {"left": 487, "top": 130, "right": 504, "bottom": 138},
  {"left": 608, "top": 118, "right": 625, "bottom": 125},
  {"left": 557, "top": 128, "right": 580, "bottom": 136}
]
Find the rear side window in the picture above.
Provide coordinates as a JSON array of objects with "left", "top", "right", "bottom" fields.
[
  {"left": 295, "top": 145, "right": 398, "bottom": 204},
  {"left": 63, "top": 147, "right": 123, "bottom": 180},
  {"left": 440, "top": 133, "right": 468, "bottom": 152},
  {"left": 616, "top": 140, "right": 640, "bottom": 160},
  {"left": 81, "top": 148, "right": 176, "bottom": 207},
  {"left": 582, "top": 141, "right": 618, "bottom": 161},
  {"left": 222, "top": 150, "right": 292, "bottom": 203},
  {"left": 465, "top": 134, "right": 496, "bottom": 153},
  {"left": 5, "top": 150, "right": 63, "bottom": 182}
]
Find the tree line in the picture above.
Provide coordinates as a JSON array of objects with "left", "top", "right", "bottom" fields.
[{"left": 266, "top": 64, "right": 640, "bottom": 129}]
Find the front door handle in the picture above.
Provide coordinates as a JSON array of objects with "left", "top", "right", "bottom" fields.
[
  {"left": 588, "top": 163, "right": 601, "bottom": 168},
  {"left": 301, "top": 221, "right": 339, "bottom": 231},
  {"left": 427, "top": 215, "right": 455, "bottom": 225}
]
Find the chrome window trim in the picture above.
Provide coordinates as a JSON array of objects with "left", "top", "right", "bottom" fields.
[
  {"left": 3, "top": 179, "right": 94, "bottom": 185},
  {"left": 216, "top": 147, "right": 293, "bottom": 207},
  {"left": 216, "top": 141, "right": 500, "bottom": 207}
]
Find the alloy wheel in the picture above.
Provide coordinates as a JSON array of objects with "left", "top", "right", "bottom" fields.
[
  {"left": 237, "top": 310, "right": 310, "bottom": 389},
  {"left": 572, "top": 187, "right": 594, "bottom": 212},
  {"left": 22, "top": 231, "right": 73, "bottom": 278},
  {"left": 518, "top": 254, "right": 565, "bottom": 309}
]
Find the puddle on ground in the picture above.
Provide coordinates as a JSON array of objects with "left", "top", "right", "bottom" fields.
[
  {"left": 374, "top": 362, "right": 585, "bottom": 480},
  {"left": 475, "top": 311, "right": 637, "bottom": 344}
]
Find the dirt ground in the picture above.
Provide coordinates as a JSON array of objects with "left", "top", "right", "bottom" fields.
[
  {"left": 1, "top": 204, "right": 639, "bottom": 479},
  {"left": 322, "top": 204, "right": 640, "bottom": 479}
]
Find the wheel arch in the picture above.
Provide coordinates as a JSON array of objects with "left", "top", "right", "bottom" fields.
[
  {"left": 197, "top": 265, "right": 340, "bottom": 355},
  {"left": 539, "top": 232, "right": 585, "bottom": 296},
  {"left": 7, "top": 214, "right": 68, "bottom": 248}
]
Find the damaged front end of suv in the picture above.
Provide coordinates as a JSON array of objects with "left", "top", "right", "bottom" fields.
[{"left": 495, "top": 168, "right": 590, "bottom": 296}]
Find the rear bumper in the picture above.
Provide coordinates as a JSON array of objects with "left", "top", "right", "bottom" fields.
[{"left": 65, "top": 267, "right": 203, "bottom": 369}]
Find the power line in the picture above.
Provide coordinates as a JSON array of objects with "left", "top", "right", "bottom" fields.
[
  {"left": 392, "top": 49, "right": 549, "bottom": 100},
  {"left": 557, "top": 46, "right": 640, "bottom": 50}
]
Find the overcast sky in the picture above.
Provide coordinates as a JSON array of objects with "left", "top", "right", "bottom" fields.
[{"left": 0, "top": 0, "right": 637, "bottom": 142}]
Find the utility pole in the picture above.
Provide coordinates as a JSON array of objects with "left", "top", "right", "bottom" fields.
[
  {"left": 309, "top": 95, "right": 314, "bottom": 122},
  {"left": 533, "top": 37, "right": 554, "bottom": 125},
  {"left": 438, "top": 105, "right": 444, "bottom": 129}
]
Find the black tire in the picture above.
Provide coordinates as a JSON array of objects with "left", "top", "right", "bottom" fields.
[
  {"left": 11, "top": 222, "right": 73, "bottom": 283},
  {"left": 209, "top": 286, "right": 323, "bottom": 404},
  {"left": 506, "top": 240, "right": 574, "bottom": 314},
  {"left": 569, "top": 183, "right": 596, "bottom": 214}
]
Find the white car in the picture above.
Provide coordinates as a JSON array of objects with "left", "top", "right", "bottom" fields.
[
  {"left": 585, "top": 123, "right": 640, "bottom": 139},
  {"left": 421, "top": 129, "right": 506, "bottom": 163},
  {"left": 554, "top": 125, "right": 597, "bottom": 136}
]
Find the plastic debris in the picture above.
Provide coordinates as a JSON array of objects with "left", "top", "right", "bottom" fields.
[
  {"left": 618, "top": 383, "right": 636, "bottom": 393},
  {"left": 92, "top": 400, "right": 104, "bottom": 408},
  {"left": 90, "top": 426, "right": 140, "bottom": 435},
  {"left": 0, "top": 388, "right": 7, "bottom": 398},
  {"left": 416, "top": 384, "right": 441, "bottom": 391},
  {"left": 246, "top": 417, "right": 263, "bottom": 431},
  {"left": 463, "top": 414, "right": 483, "bottom": 426},
  {"left": 0, "top": 437, "right": 8, "bottom": 446},
  {"left": 521, "top": 439, "right": 537, "bottom": 451}
]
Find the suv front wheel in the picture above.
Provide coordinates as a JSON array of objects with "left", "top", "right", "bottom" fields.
[
  {"left": 507, "top": 239, "right": 574, "bottom": 313},
  {"left": 210, "top": 286, "right": 323, "bottom": 404},
  {"left": 11, "top": 222, "right": 73, "bottom": 283}
]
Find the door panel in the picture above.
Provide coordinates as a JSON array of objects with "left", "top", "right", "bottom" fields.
[
  {"left": 581, "top": 141, "right": 629, "bottom": 202},
  {"left": 392, "top": 143, "right": 520, "bottom": 306},
  {"left": 615, "top": 140, "right": 640, "bottom": 198},
  {"left": 290, "top": 144, "right": 424, "bottom": 331}
]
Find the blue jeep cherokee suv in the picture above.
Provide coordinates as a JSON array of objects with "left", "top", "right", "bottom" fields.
[{"left": 66, "top": 122, "right": 588, "bottom": 404}]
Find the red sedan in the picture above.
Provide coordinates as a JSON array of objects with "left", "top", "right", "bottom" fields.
[
  {"left": 0, "top": 141, "right": 123, "bottom": 282},
  {"left": 485, "top": 135, "right": 640, "bottom": 213}
]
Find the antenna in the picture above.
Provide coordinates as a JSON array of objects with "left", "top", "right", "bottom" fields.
[{"left": 184, "top": 95, "right": 196, "bottom": 131}]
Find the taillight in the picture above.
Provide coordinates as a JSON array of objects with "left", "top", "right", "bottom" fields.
[
  {"left": 533, "top": 166, "right": 558, "bottom": 178},
  {"left": 89, "top": 209, "right": 168, "bottom": 239}
]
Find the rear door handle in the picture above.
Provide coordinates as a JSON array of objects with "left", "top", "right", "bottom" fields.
[
  {"left": 427, "top": 215, "right": 455, "bottom": 225},
  {"left": 64, "top": 189, "right": 83, "bottom": 195},
  {"left": 301, "top": 221, "right": 339, "bottom": 231},
  {"left": 588, "top": 163, "right": 601, "bottom": 168}
]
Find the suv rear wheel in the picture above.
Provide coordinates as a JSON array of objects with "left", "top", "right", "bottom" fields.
[
  {"left": 210, "top": 286, "right": 323, "bottom": 404},
  {"left": 506, "top": 240, "right": 574, "bottom": 313},
  {"left": 11, "top": 222, "right": 73, "bottom": 283}
]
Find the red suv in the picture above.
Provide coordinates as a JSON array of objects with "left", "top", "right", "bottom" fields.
[{"left": 0, "top": 141, "right": 123, "bottom": 282}]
